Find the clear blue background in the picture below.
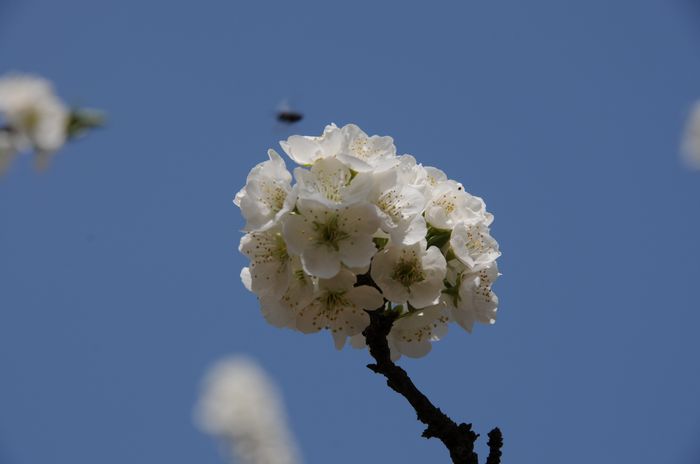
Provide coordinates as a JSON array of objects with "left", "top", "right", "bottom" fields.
[{"left": 1, "top": 1, "right": 700, "bottom": 463}]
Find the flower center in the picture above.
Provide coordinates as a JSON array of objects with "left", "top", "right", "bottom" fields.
[
  {"left": 262, "top": 181, "right": 287, "bottom": 213},
  {"left": 465, "top": 227, "right": 485, "bottom": 253},
  {"left": 476, "top": 269, "right": 494, "bottom": 301},
  {"left": 377, "top": 189, "right": 402, "bottom": 220},
  {"left": 271, "top": 233, "right": 289, "bottom": 262},
  {"left": 313, "top": 214, "right": 349, "bottom": 250},
  {"left": 434, "top": 193, "right": 457, "bottom": 214},
  {"left": 323, "top": 291, "right": 348, "bottom": 312},
  {"left": 311, "top": 164, "right": 352, "bottom": 203},
  {"left": 350, "top": 136, "right": 372, "bottom": 160},
  {"left": 391, "top": 257, "right": 425, "bottom": 288},
  {"left": 293, "top": 269, "right": 307, "bottom": 281}
]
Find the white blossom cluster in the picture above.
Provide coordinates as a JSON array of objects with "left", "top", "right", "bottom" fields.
[
  {"left": 235, "top": 124, "right": 500, "bottom": 359},
  {"left": 196, "top": 356, "right": 301, "bottom": 464},
  {"left": 0, "top": 73, "right": 100, "bottom": 173}
]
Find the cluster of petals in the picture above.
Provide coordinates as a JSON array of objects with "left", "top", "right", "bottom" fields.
[
  {"left": 195, "top": 356, "right": 301, "bottom": 464},
  {"left": 0, "top": 73, "right": 69, "bottom": 173},
  {"left": 235, "top": 123, "right": 501, "bottom": 359}
]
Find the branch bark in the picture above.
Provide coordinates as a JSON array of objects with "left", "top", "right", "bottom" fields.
[{"left": 362, "top": 309, "right": 503, "bottom": 464}]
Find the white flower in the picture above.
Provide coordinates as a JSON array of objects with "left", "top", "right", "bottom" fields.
[
  {"left": 256, "top": 261, "right": 316, "bottom": 329},
  {"left": 371, "top": 242, "right": 447, "bottom": 309},
  {"left": 279, "top": 123, "right": 396, "bottom": 171},
  {"left": 335, "top": 123, "right": 396, "bottom": 172},
  {"left": 239, "top": 225, "right": 293, "bottom": 298},
  {"left": 424, "top": 180, "right": 493, "bottom": 229},
  {"left": 682, "top": 101, "right": 700, "bottom": 170},
  {"left": 234, "top": 149, "right": 293, "bottom": 231},
  {"left": 423, "top": 166, "right": 448, "bottom": 188},
  {"left": 366, "top": 166, "right": 427, "bottom": 245},
  {"left": 387, "top": 305, "right": 449, "bottom": 360},
  {"left": 0, "top": 74, "right": 68, "bottom": 154},
  {"left": 446, "top": 261, "right": 499, "bottom": 333},
  {"left": 296, "top": 269, "right": 383, "bottom": 348},
  {"left": 395, "top": 156, "right": 447, "bottom": 192},
  {"left": 279, "top": 123, "right": 343, "bottom": 165},
  {"left": 293, "top": 156, "right": 371, "bottom": 205},
  {"left": 449, "top": 222, "right": 500, "bottom": 271},
  {"left": 195, "top": 356, "right": 301, "bottom": 464},
  {"left": 283, "top": 198, "right": 379, "bottom": 278}
]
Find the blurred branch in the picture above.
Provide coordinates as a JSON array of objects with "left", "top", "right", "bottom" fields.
[{"left": 362, "top": 309, "right": 503, "bottom": 464}]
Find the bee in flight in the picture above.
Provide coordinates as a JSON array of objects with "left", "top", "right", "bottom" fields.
[
  {"left": 277, "top": 110, "right": 303, "bottom": 124},
  {"left": 275, "top": 99, "right": 303, "bottom": 124}
]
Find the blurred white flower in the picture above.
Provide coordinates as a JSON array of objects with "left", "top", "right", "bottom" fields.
[
  {"left": 682, "top": 101, "right": 700, "bottom": 170},
  {"left": 196, "top": 356, "right": 301, "bottom": 464},
  {"left": 0, "top": 72, "right": 101, "bottom": 174},
  {"left": 0, "top": 74, "right": 68, "bottom": 155}
]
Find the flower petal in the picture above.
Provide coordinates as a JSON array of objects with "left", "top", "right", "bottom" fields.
[
  {"left": 301, "top": 245, "right": 340, "bottom": 279},
  {"left": 348, "top": 285, "right": 384, "bottom": 311},
  {"left": 338, "top": 236, "right": 377, "bottom": 269}
]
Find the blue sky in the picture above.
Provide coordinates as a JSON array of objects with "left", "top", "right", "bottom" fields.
[{"left": 1, "top": 1, "right": 700, "bottom": 463}]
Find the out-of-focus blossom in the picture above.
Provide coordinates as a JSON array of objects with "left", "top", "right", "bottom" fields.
[
  {"left": 0, "top": 72, "right": 102, "bottom": 173},
  {"left": 0, "top": 74, "right": 68, "bottom": 154},
  {"left": 195, "top": 356, "right": 301, "bottom": 464},
  {"left": 682, "top": 101, "right": 700, "bottom": 170}
]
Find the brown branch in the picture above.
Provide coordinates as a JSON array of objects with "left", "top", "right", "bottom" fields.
[{"left": 362, "top": 309, "right": 502, "bottom": 464}]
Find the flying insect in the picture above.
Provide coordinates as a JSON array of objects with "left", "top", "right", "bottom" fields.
[{"left": 276, "top": 99, "right": 303, "bottom": 124}]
